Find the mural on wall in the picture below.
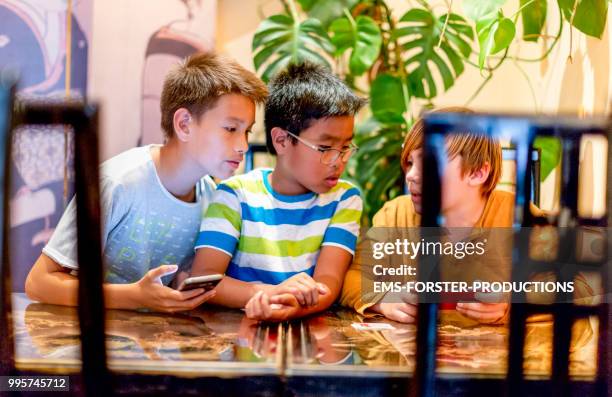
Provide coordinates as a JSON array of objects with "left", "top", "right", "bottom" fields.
[
  {"left": 0, "top": 0, "right": 216, "bottom": 290},
  {"left": 139, "top": 0, "right": 213, "bottom": 145},
  {"left": 0, "top": 0, "right": 91, "bottom": 291}
]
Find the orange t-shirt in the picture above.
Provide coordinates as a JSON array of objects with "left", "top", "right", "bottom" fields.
[{"left": 339, "top": 190, "right": 515, "bottom": 314}]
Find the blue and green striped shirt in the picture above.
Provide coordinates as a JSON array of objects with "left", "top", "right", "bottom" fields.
[{"left": 195, "top": 169, "right": 362, "bottom": 285}]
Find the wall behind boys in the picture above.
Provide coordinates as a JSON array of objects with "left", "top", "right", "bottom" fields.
[
  {"left": 0, "top": 0, "right": 92, "bottom": 291},
  {"left": 88, "top": 0, "right": 216, "bottom": 160}
]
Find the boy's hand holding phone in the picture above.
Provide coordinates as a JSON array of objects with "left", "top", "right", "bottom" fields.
[
  {"left": 271, "top": 272, "right": 329, "bottom": 307},
  {"left": 132, "top": 265, "right": 216, "bottom": 313}
]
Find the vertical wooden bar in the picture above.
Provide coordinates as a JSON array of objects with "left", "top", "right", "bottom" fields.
[
  {"left": 409, "top": 119, "right": 443, "bottom": 397},
  {"left": 596, "top": 265, "right": 609, "bottom": 397},
  {"left": 597, "top": 123, "right": 611, "bottom": 397},
  {"left": 0, "top": 80, "right": 15, "bottom": 378},
  {"left": 506, "top": 127, "right": 534, "bottom": 397},
  {"left": 15, "top": 104, "right": 110, "bottom": 396},
  {"left": 506, "top": 303, "right": 527, "bottom": 396},
  {"left": 559, "top": 137, "right": 580, "bottom": 220},
  {"left": 410, "top": 302, "right": 438, "bottom": 397},
  {"left": 73, "top": 105, "right": 110, "bottom": 397},
  {"left": 532, "top": 148, "right": 541, "bottom": 207},
  {"left": 551, "top": 137, "right": 581, "bottom": 397}
]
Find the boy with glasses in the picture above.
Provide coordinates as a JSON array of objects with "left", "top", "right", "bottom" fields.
[{"left": 190, "top": 62, "right": 366, "bottom": 321}]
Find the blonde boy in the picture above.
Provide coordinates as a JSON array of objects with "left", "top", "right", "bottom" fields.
[
  {"left": 26, "top": 52, "right": 268, "bottom": 312},
  {"left": 341, "top": 108, "right": 513, "bottom": 324}
]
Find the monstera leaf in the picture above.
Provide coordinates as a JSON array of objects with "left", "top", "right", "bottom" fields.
[
  {"left": 393, "top": 8, "right": 474, "bottom": 99},
  {"left": 252, "top": 14, "right": 334, "bottom": 82},
  {"left": 298, "top": 0, "right": 360, "bottom": 28},
  {"left": 370, "top": 74, "right": 407, "bottom": 124},
  {"left": 533, "top": 136, "right": 562, "bottom": 181},
  {"left": 349, "top": 118, "right": 407, "bottom": 220},
  {"left": 330, "top": 15, "right": 382, "bottom": 76}
]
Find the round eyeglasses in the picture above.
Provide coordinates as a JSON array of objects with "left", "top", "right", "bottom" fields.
[{"left": 284, "top": 130, "right": 359, "bottom": 165}]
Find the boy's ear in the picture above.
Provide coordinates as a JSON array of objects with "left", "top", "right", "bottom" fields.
[
  {"left": 173, "top": 108, "right": 193, "bottom": 142},
  {"left": 271, "top": 127, "right": 290, "bottom": 154},
  {"left": 467, "top": 162, "right": 491, "bottom": 187}
]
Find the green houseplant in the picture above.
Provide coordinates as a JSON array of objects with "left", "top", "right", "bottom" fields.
[{"left": 252, "top": 0, "right": 608, "bottom": 222}]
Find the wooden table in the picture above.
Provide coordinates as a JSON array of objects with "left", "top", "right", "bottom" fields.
[{"left": 10, "top": 293, "right": 600, "bottom": 396}]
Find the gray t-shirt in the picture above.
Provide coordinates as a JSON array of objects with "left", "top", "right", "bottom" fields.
[{"left": 43, "top": 145, "right": 216, "bottom": 285}]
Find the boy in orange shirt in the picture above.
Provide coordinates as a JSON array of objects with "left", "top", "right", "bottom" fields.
[{"left": 341, "top": 108, "right": 513, "bottom": 324}]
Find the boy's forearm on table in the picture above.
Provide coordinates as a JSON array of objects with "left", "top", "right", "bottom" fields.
[
  {"left": 295, "top": 294, "right": 336, "bottom": 318},
  {"left": 103, "top": 283, "right": 142, "bottom": 310},
  {"left": 30, "top": 270, "right": 143, "bottom": 310},
  {"left": 208, "top": 277, "right": 272, "bottom": 308},
  {"left": 290, "top": 275, "right": 342, "bottom": 319},
  {"left": 26, "top": 269, "right": 79, "bottom": 306}
]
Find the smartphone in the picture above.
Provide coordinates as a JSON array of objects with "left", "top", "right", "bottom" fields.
[{"left": 178, "top": 274, "right": 223, "bottom": 292}]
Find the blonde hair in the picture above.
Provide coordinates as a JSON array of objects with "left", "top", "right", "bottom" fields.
[
  {"left": 160, "top": 52, "right": 268, "bottom": 139},
  {"left": 400, "top": 107, "right": 502, "bottom": 197}
]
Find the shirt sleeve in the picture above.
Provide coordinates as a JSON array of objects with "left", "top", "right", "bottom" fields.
[
  {"left": 340, "top": 199, "right": 397, "bottom": 314},
  {"left": 339, "top": 233, "right": 384, "bottom": 315},
  {"left": 42, "top": 176, "right": 126, "bottom": 270},
  {"left": 195, "top": 183, "right": 242, "bottom": 257},
  {"left": 321, "top": 187, "right": 363, "bottom": 255},
  {"left": 199, "top": 175, "right": 217, "bottom": 218}
]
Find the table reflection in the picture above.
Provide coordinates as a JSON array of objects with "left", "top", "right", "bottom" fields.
[
  {"left": 286, "top": 308, "right": 598, "bottom": 379},
  {"left": 12, "top": 294, "right": 597, "bottom": 379},
  {"left": 12, "top": 293, "right": 280, "bottom": 375}
]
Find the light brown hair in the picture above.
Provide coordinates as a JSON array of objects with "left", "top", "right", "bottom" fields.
[
  {"left": 160, "top": 52, "right": 268, "bottom": 139},
  {"left": 401, "top": 107, "right": 502, "bottom": 197}
]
